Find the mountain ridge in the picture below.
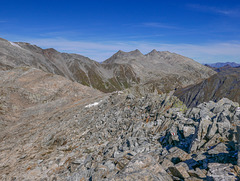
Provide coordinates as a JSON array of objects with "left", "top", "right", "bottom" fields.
[{"left": 0, "top": 37, "right": 215, "bottom": 93}]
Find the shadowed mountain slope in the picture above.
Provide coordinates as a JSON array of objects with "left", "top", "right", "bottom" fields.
[{"left": 174, "top": 66, "right": 240, "bottom": 107}]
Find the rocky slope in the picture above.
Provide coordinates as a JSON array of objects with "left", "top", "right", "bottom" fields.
[
  {"left": 1, "top": 67, "right": 240, "bottom": 180},
  {"left": 0, "top": 67, "right": 105, "bottom": 180},
  {"left": 0, "top": 37, "right": 215, "bottom": 93},
  {"left": 174, "top": 66, "right": 240, "bottom": 107}
]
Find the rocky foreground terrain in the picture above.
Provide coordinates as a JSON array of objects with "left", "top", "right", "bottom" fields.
[{"left": 0, "top": 67, "right": 240, "bottom": 180}]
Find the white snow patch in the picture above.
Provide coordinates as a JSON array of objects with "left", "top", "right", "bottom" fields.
[
  {"left": 9, "top": 41, "right": 23, "bottom": 49},
  {"left": 85, "top": 100, "right": 102, "bottom": 108},
  {"left": 117, "top": 91, "right": 123, "bottom": 95},
  {"left": 236, "top": 107, "right": 240, "bottom": 112}
]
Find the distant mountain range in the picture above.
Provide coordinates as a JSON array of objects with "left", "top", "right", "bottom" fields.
[
  {"left": 0, "top": 37, "right": 215, "bottom": 93},
  {"left": 205, "top": 62, "right": 240, "bottom": 68}
]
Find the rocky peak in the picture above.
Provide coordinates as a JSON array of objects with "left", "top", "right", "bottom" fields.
[
  {"left": 115, "top": 50, "right": 125, "bottom": 55},
  {"left": 114, "top": 49, "right": 143, "bottom": 57},
  {"left": 104, "top": 49, "right": 144, "bottom": 64},
  {"left": 146, "top": 49, "right": 159, "bottom": 56},
  {"left": 43, "top": 48, "right": 58, "bottom": 53},
  {"left": 129, "top": 49, "right": 143, "bottom": 56}
]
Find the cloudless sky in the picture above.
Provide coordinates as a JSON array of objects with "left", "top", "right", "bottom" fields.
[{"left": 0, "top": 0, "right": 240, "bottom": 63}]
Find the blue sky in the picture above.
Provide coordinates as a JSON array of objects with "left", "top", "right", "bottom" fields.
[{"left": 1, "top": 0, "right": 240, "bottom": 63}]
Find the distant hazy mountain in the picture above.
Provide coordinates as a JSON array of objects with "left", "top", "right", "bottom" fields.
[
  {"left": 206, "top": 62, "right": 240, "bottom": 68},
  {"left": 0, "top": 37, "right": 215, "bottom": 93},
  {"left": 174, "top": 66, "right": 240, "bottom": 107}
]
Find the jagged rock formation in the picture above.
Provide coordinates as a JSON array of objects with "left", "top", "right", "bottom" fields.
[
  {"left": 175, "top": 66, "right": 240, "bottom": 107},
  {"left": 1, "top": 67, "right": 240, "bottom": 180},
  {"left": 0, "top": 37, "right": 215, "bottom": 93}
]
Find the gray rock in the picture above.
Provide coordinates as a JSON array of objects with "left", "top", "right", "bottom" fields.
[
  {"left": 207, "top": 163, "right": 237, "bottom": 181},
  {"left": 217, "top": 113, "right": 231, "bottom": 134},
  {"left": 167, "top": 147, "right": 191, "bottom": 162},
  {"left": 110, "top": 153, "right": 173, "bottom": 181},
  {"left": 188, "top": 168, "right": 206, "bottom": 178},
  {"left": 190, "top": 116, "right": 212, "bottom": 152},
  {"left": 208, "top": 143, "right": 228, "bottom": 155},
  {"left": 161, "top": 158, "right": 174, "bottom": 169},
  {"left": 169, "top": 164, "right": 190, "bottom": 179},
  {"left": 104, "top": 160, "right": 115, "bottom": 170},
  {"left": 183, "top": 126, "right": 195, "bottom": 138},
  {"left": 206, "top": 118, "right": 217, "bottom": 140}
]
